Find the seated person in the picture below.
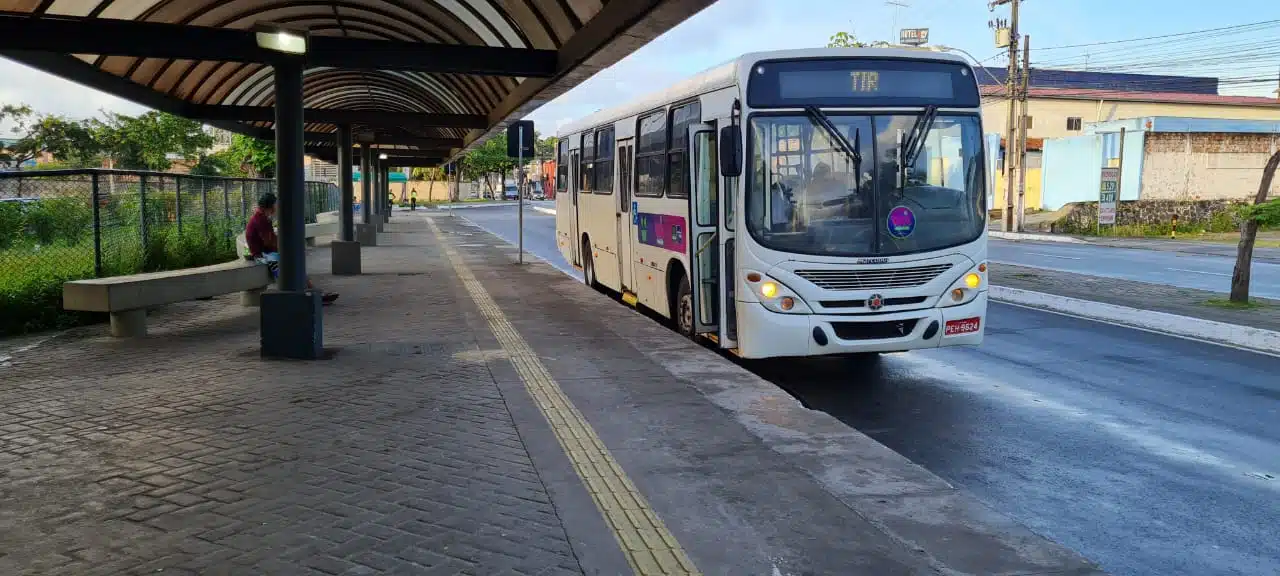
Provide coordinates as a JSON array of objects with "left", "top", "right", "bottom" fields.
[{"left": 246, "top": 193, "right": 338, "bottom": 304}]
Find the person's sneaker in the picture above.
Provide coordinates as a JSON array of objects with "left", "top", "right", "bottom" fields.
[{"left": 321, "top": 293, "right": 339, "bottom": 305}]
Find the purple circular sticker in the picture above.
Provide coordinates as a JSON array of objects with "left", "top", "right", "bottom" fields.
[{"left": 886, "top": 205, "right": 916, "bottom": 239}]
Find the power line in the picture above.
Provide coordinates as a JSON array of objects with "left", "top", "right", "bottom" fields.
[{"left": 1032, "top": 19, "right": 1280, "bottom": 52}]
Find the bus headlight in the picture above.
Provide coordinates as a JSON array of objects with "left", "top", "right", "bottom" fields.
[
  {"left": 746, "top": 271, "right": 811, "bottom": 314},
  {"left": 939, "top": 262, "right": 986, "bottom": 308}
]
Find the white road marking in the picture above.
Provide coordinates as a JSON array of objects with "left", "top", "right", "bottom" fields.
[
  {"left": 1026, "top": 252, "right": 1082, "bottom": 260},
  {"left": 1167, "top": 267, "right": 1230, "bottom": 277}
]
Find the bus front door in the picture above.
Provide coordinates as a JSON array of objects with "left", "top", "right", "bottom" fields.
[
  {"left": 688, "top": 123, "right": 721, "bottom": 339},
  {"left": 569, "top": 149, "right": 581, "bottom": 266},
  {"left": 616, "top": 139, "right": 635, "bottom": 292}
]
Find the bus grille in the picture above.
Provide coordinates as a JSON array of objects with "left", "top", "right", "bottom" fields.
[{"left": 795, "top": 264, "right": 953, "bottom": 290}]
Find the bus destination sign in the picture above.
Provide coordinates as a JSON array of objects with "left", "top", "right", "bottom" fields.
[
  {"left": 850, "top": 71, "right": 880, "bottom": 93},
  {"left": 749, "top": 58, "right": 980, "bottom": 107}
]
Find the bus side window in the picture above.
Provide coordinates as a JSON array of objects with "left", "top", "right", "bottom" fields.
[{"left": 619, "top": 144, "right": 632, "bottom": 210}]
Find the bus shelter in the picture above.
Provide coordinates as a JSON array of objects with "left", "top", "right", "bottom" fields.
[{"left": 0, "top": 0, "right": 713, "bottom": 358}]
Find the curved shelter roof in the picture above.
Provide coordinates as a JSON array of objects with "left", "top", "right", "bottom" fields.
[{"left": 0, "top": 0, "right": 714, "bottom": 165}]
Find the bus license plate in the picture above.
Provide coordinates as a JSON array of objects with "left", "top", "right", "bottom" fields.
[{"left": 944, "top": 317, "right": 981, "bottom": 336}]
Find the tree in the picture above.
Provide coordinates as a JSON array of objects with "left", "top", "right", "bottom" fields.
[
  {"left": 189, "top": 149, "right": 246, "bottom": 177},
  {"left": 221, "top": 134, "right": 276, "bottom": 178},
  {"left": 0, "top": 104, "right": 100, "bottom": 169},
  {"left": 410, "top": 167, "right": 445, "bottom": 202},
  {"left": 1229, "top": 149, "right": 1280, "bottom": 303},
  {"left": 536, "top": 134, "right": 557, "bottom": 162},
  {"left": 463, "top": 134, "right": 515, "bottom": 198},
  {"left": 827, "top": 31, "right": 868, "bottom": 48},
  {"left": 93, "top": 110, "right": 214, "bottom": 171}
]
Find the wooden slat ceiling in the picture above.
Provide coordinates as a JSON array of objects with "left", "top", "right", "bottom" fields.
[
  {"left": 0, "top": 0, "right": 717, "bottom": 164},
  {"left": 0, "top": 0, "right": 601, "bottom": 143}
]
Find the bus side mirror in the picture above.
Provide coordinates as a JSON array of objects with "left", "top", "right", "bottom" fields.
[{"left": 720, "top": 125, "right": 742, "bottom": 178}]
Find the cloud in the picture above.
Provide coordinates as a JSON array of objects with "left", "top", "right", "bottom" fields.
[{"left": 0, "top": 57, "right": 148, "bottom": 136}]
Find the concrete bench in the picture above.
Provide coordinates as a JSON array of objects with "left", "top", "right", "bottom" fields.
[
  {"left": 304, "top": 221, "right": 339, "bottom": 246},
  {"left": 63, "top": 260, "right": 271, "bottom": 337}
]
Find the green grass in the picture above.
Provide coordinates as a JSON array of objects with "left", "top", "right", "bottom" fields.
[
  {"left": 1203, "top": 297, "right": 1272, "bottom": 310},
  {"left": 0, "top": 222, "right": 240, "bottom": 337}
]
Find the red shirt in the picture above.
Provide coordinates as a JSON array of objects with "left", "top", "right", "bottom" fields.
[{"left": 245, "top": 209, "right": 277, "bottom": 258}]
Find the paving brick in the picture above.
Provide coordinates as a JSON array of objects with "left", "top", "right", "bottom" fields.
[{"left": 0, "top": 241, "right": 584, "bottom": 575}]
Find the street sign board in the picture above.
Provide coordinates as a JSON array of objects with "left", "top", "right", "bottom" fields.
[
  {"left": 900, "top": 28, "right": 929, "bottom": 46},
  {"left": 1098, "top": 167, "right": 1119, "bottom": 226}
]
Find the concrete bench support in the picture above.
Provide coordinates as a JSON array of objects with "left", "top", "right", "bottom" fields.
[
  {"left": 241, "top": 287, "right": 265, "bottom": 306},
  {"left": 331, "top": 240, "right": 361, "bottom": 275},
  {"left": 110, "top": 309, "right": 147, "bottom": 338},
  {"left": 356, "top": 223, "right": 379, "bottom": 246},
  {"left": 64, "top": 260, "right": 271, "bottom": 338}
]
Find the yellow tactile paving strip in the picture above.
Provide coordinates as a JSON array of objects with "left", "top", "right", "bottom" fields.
[{"left": 427, "top": 218, "right": 700, "bottom": 576}]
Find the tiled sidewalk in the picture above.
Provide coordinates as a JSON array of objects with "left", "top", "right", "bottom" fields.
[
  {"left": 0, "top": 213, "right": 1102, "bottom": 576},
  {"left": 0, "top": 240, "right": 586, "bottom": 575}
]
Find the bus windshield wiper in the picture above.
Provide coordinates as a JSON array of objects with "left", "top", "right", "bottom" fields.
[
  {"left": 901, "top": 105, "right": 939, "bottom": 172},
  {"left": 805, "top": 106, "right": 860, "bottom": 166}
]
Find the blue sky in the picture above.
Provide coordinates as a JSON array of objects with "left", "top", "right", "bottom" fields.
[
  {"left": 526, "top": 0, "right": 1280, "bottom": 132},
  {"left": 2, "top": 0, "right": 1277, "bottom": 138}
]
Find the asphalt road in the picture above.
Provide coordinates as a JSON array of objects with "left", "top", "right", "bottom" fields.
[
  {"left": 457, "top": 204, "right": 1280, "bottom": 576},
  {"left": 989, "top": 239, "right": 1280, "bottom": 299}
]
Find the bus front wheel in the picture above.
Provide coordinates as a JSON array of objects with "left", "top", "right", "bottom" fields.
[{"left": 675, "top": 275, "right": 694, "bottom": 337}]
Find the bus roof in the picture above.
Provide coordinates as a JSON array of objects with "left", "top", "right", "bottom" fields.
[{"left": 556, "top": 47, "right": 971, "bottom": 138}]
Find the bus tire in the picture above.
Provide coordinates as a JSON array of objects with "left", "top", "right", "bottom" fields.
[
  {"left": 675, "top": 274, "right": 694, "bottom": 337},
  {"left": 582, "top": 238, "right": 599, "bottom": 290}
]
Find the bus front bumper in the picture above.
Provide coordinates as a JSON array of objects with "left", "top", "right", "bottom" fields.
[{"left": 735, "top": 292, "right": 987, "bottom": 359}]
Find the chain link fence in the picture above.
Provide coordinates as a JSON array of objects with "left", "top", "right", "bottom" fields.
[{"left": 0, "top": 169, "right": 339, "bottom": 335}]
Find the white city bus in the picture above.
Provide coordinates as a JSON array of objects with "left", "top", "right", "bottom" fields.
[{"left": 555, "top": 47, "right": 989, "bottom": 359}]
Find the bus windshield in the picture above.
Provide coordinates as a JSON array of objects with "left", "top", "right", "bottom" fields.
[{"left": 746, "top": 113, "right": 985, "bottom": 257}]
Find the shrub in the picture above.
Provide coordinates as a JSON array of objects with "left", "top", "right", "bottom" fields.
[
  {"left": 24, "top": 196, "right": 94, "bottom": 245},
  {"left": 0, "top": 201, "right": 24, "bottom": 250},
  {"left": 0, "top": 244, "right": 99, "bottom": 336}
]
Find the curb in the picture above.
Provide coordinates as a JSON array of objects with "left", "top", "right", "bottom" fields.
[
  {"left": 989, "top": 285, "right": 1280, "bottom": 355},
  {"left": 990, "top": 231, "right": 1088, "bottom": 244},
  {"left": 508, "top": 208, "right": 1273, "bottom": 354},
  {"left": 428, "top": 202, "right": 520, "bottom": 210}
]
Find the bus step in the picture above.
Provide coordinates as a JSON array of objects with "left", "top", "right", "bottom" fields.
[{"left": 621, "top": 291, "right": 639, "bottom": 307}]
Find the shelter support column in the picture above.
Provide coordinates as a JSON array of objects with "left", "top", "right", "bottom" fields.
[
  {"left": 261, "top": 58, "right": 322, "bottom": 360},
  {"left": 331, "top": 124, "right": 360, "bottom": 275},
  {"left": 356, "top": 146, "right": 378, "bottom": 245}
]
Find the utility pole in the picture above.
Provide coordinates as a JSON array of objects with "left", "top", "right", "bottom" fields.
[
  {"left": 990, "top": 0, "right": 1023, "bottom": 232},
  {"left": 886, "top": 1, "right": 909, "bottom": 41},
  {"left": 1016, "top": 34, "right": 1030, "bottom": 231}
]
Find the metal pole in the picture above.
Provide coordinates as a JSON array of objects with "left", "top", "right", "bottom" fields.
[
  {"left": 518, "top": 124, "right": 524, "bottom": 264},
  {"left": 92, "top": 173, "right": 102, "bottom": 277},
  {"left": 448, "top": 163, "right": 454, "bottom": 218},
  {"left": 274, "top": 58, "right": 307, "bottom": 292},
  {"left": 139, "top": 173, "right": 149, "bottom": 250},
  {"left": 1116, "top": 126, "right": 1126, "bottom": 232},
  {"left": 175, "top": 176, "right": 183, "bottom": 234},
  {"left": 201, "top": 178, "right": 209, "bottom": 237},
  {"left": 222, "top": 180, "right": 231, "bottom": 249},
  {"left": 337, "top": 126, "right": 354, "bottom": 241},
  {"left": 1016, "top": 33, "right": 1030, "bottom": 232}
]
